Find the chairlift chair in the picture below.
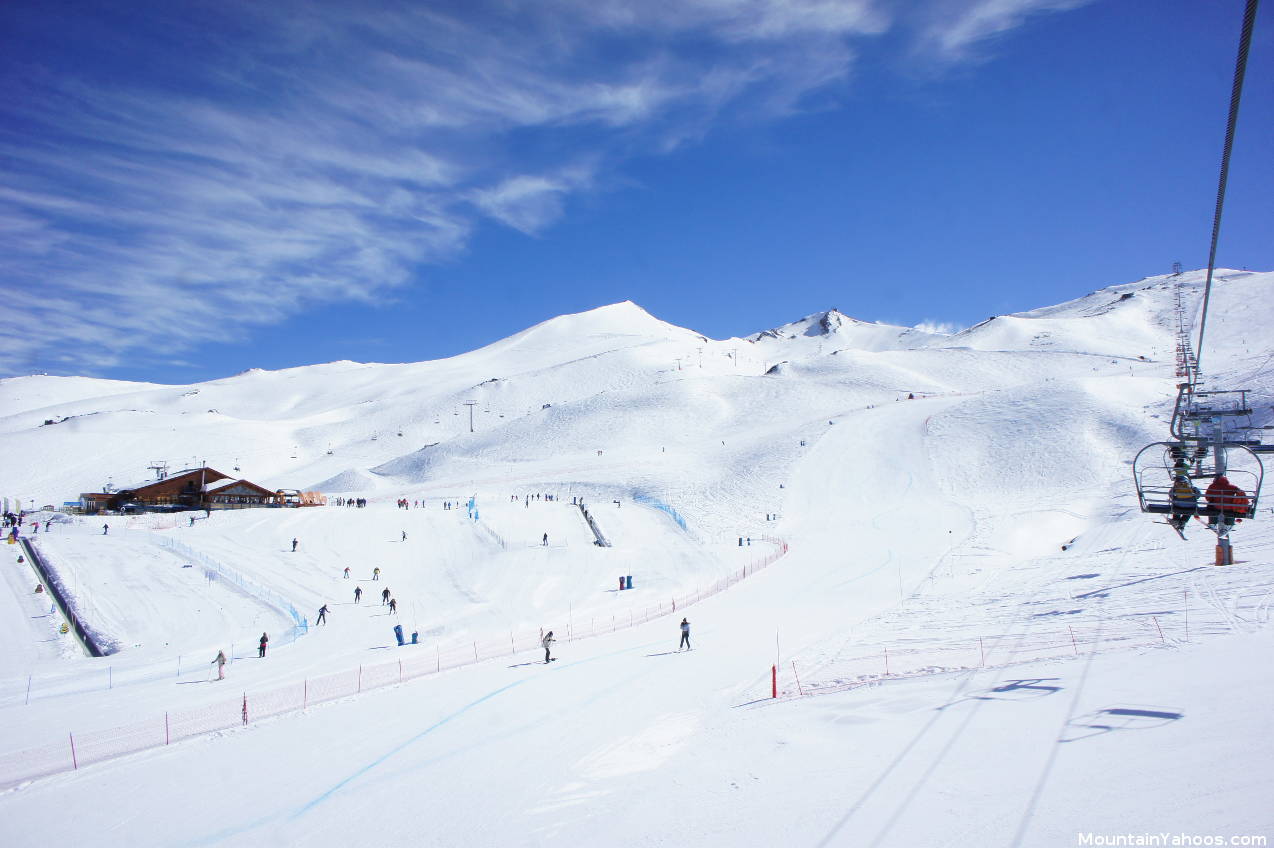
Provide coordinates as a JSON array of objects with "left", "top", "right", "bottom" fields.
[{"left": 1133, "top": 441, "right": 1262, "bottom": 522}]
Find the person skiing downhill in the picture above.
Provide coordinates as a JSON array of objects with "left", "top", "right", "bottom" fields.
[
  {"left": 542, "top": 631, "right": 555, "bottom": 664},
  {"left": 316, "top": 604, "right": 329, "bottom": 626},
  {"left": 373, "top": 567, "right": 381, "bottom": 581},
  {"left": 291, "top": 538, "right": 298, "bottom": 552},
  {"left": 212, "top": 650, "right": 227, "bottom": 680},
  {"left": 388, "top": 597, "right": 398, "bottom": 614},
  {"left": 679, "top": 618, "right": 691, "bottom": 651},
  {"left": 382, "top": 587, "right": 391, "bottom": 605},
  {"left": 354, "top": 586, "right": 363, "bottom": 603},
  {"left": 258, "top": 632, "right": 269, "bottom": 658},
  {"left": 343, "top": 566, "right": 350, "bottom": 579}
]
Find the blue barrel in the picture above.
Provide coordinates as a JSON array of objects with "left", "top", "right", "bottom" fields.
[
  {"left": 394, "top": 624, "right": 404, "bottom": 646},
  {"left": 411, "top": 630, "right": 419, "bottom": 644},
  {"left": 626, "top": 575, "right": 633, "bottom": 590}
]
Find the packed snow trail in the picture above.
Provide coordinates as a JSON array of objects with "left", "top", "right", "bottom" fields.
[{"left": 0, "top": 395, "right": 989, "bottom": 845}]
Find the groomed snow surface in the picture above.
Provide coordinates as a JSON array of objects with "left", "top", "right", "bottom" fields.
[{"left": 1, "top": 270, "right": 1272, "bottom": 847}]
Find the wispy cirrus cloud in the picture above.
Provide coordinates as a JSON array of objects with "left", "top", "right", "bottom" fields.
[
  {"left": 0, "top": 0, "right": 1083, "bottom": 377},
  {"left": 909, "top": 0, "right": 1094, "bottom": 62}
]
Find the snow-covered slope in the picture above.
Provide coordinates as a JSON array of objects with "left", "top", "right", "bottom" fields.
[{"left": 0, "top": 269, "right": 1271, "bottom": 846}]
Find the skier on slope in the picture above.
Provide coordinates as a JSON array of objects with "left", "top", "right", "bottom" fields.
[
  {"left": 388, "top": 597, "right": 398, "bottom": 614},
  {"left": 382, "top": 587, "right": 391, "bottom": 605},
  {"left": 542, "top": 631, "right": 555, "bottom": 663},
  {"left": 354, "top": 586, "right": 363, "bottom": 603},
  {"left": 679, "top": 618, "right": 691, "bottom": 651},
  {"left": 212, "top": 649, "right": 227, "bottom": 680},
  {"left": 373, "top": 567, "right": 381, "bottom": 581},
  {"left": 258, "top": 632, "right": 269, "bottom": 658},
  {"left": 343, "top": 566, "right": 351, "bottom": 579},
  {"left": 316, "top": 604, "right": 329, "bottom": 626}
]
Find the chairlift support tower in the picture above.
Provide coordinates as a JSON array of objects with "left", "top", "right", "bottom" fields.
[{"left": 1131, "top": 0, "right": 1267, "bottom": 564}]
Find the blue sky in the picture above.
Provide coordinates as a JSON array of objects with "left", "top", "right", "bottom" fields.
[{"left": 1, "top": 0, "right": 1270, "bottom": 384}]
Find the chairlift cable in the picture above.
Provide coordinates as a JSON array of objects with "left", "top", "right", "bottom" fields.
[{"left": 1193, "top": 0, "right": 1261, "bottom": 380}]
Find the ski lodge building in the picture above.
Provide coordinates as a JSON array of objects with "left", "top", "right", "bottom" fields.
[{"left": 77, "top": 467, "right": 323, "bottom": 514}]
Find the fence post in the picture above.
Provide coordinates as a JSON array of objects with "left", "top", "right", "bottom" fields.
[
  {"left": 473, "top": 642, "right": 478, "bottom": 662},
  {"left": 436, "top": 645, "right": 440, "bottom": 673},
  {"left": 177, "top": 655, "right": 181, "bottom": 678},
  {"left": 25, "top": 674, "right": 32, "bottom": 706},
  {"left": 69, "top": 732, "right": 78, "bottom": 770},
  {"left": 304, "top": 679, "right": 308, "bottom": 708},
  {"left": 791, "top": 661, "right": 804, "bottom": 697},
  {"left": 357, "top": 666, "right": 362, "bottom": 693},
  {"left": 771, "top": 665, "right": 777, "bottom": 698},
  {"left": 1068, "top": 626, "right": 1078, "bottom": 656},
  {"left": 884, "top": 646, "right": 890, "bottom": 676},
  {"left": 399, "top": 659, "right": 403, "bottom": 683},
  {"left": 242, "top": 694, "right": 248, "bottom": 725},
  {"left": 979, "top": 637, "right": 985, "bottom": 667},
  {"left": 1153, "top": 616, "right": 1165, "bottom": 643},
  {"left": 165, "top": 712, "right": 170, "bottom": 745}
]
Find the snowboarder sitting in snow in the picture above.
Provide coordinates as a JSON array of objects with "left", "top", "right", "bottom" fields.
[
  {"left": 258, "top": 632, "right": 269, "bottom": 658},
  {"left": 1205, "top": 476, "right": 1250, "bottom": 525},
  {"left": 542, "top": 631, "right": 555, "bottom": 663}
]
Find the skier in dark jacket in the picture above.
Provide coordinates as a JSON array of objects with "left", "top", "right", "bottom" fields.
[
  {"left": 388, "top": 597, "right": 397, "bottom": 614},
  {"left": 212, "top": 650, "right": 227, "bottom": 680},
  {"left": 678, "top": 618, "right": 691, "bottom": 651},
  {"left": 381, "top": 587, "right": 391, "bottom": 605},
  {"left": 542, "top": 631, "right": 555, "bottom": 663},
  {"left": 291, "top": 538, "right": 298, "bottom": 552},
  {"left": 316, "top": 604, "right": 328, "bottom": 625},
  {"left": 258, "top": 632, "right": 269, "bottom": 658},
  {"left": 354, "top": 586, "right": 362, "bottom": 603}
]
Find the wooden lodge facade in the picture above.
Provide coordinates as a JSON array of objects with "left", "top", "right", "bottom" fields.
[{"left": 78, "top": 467, "right": 323, "bottom": 514}]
